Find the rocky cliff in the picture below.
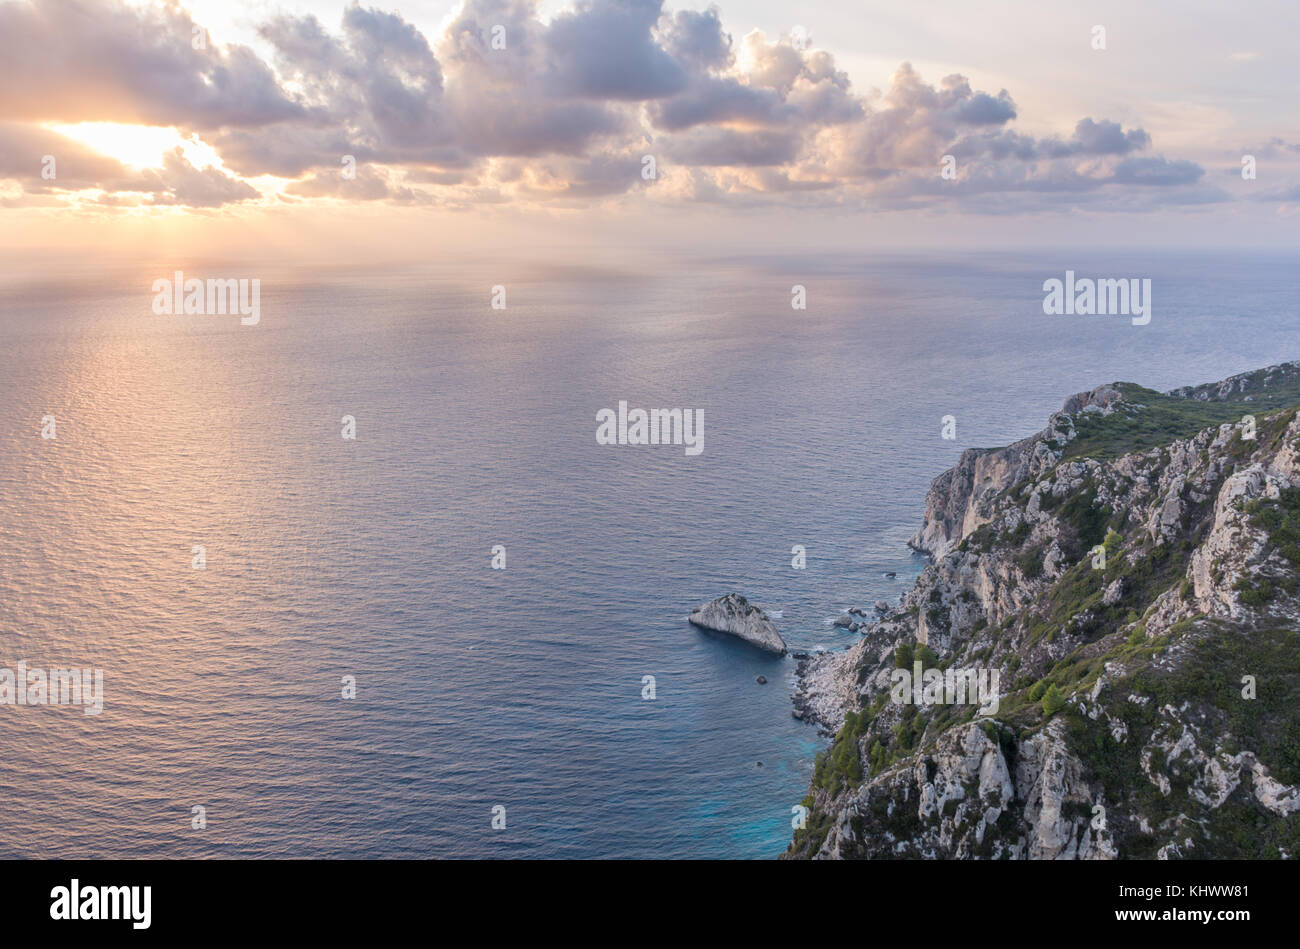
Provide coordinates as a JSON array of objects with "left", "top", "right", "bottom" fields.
[{"left": 787, "top": 362, "right": 1300, "bottom": 860}]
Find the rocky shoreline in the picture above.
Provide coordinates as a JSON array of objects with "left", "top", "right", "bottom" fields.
[
  {"left": 792, "top": 599, "right": 907, "bottom": 735},
  {"left": 791, "top": 649, "right": 857, "bottom": 736}
]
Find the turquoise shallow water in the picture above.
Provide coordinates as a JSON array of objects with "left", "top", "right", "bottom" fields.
[{"left": 0, "top": 250, "right": 1295, "bottom": 857}]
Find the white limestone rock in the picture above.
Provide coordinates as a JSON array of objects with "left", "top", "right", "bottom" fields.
[{"left": 688, "top": 593, "right": 787, "bottom": 655}]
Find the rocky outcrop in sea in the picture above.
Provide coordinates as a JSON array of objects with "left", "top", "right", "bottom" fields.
[{"left": 689, "top": 593, "right": 788, "bottom": 654}]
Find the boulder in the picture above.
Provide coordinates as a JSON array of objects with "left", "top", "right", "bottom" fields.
[{"left": 688, "top": 593, "right": 788, "bottom": 655}]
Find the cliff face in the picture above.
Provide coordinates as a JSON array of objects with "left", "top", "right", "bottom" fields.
[
  {"left": 907, "top": 384, "right": 1125, "bottom": 561},
  {"left": 788, "top": 362, "right": 1300, "bottom": 860}
]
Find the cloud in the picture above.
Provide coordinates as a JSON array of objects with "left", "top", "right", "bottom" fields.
[
  {"left": 1243, "top": 138, "right": 1300, "bottom": 159},
  {"left": 665, "top": 127, "right": 801, "bottom": 166},
  {"left": 0, "top": 0, "right": 1218, "bottom": 214},
  {"left": 127, "top": 148, "right": 261, "bottom": 207},
  {"left": 1044, "top": 118, "right": 1151, "bottom": 157},
  {"left": 0, "top": 122, "right": 132, "bottom": 189},
  {"left": 1251, "top": 183, "right": 1300, "bottom": 202},
  {"left": 660, "top": 6, "right": 733, "bottom": 71},
  {"left": 546, "top": 0, "right": 687, "bottom": 99},
  {"left": 0, "top": 0, "right": 302, "bottom": 127},
  {"left": 288, "top": 163, "right": 428, "bottom": 203},
  {"left": 1110, "top": 156, "right": 1204, "bottom": 186},
  {"left": 650, "top": 77, "right": 784, "bottom": 131},
  {"left": 0, "top": 123, "right": 257, "bottom": 207}
]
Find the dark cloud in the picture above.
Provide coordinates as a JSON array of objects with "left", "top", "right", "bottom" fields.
[
  {"left": 1110, "top": 156, "right": 1203, "bottom": 185},
  {"left": 951, "top": 118, "right": 1151, "bottom": 164},
  {"left": 659, "top": 7, "right": 733, "bottom": 71},
  {"left": 209, "top": 125, "right": 371, "bottom": 179},
  {"left": 955, "top": 91, "right": 1017, "bottom": 125},
  {"left": 948, "top": 129, "right": 1041, "bottom": 162},
  {"left": 650, "top": 77, "right": 784, "bottom": 131},
  {"left": 665, "top": 127, "right": 801, "bottom": 166},
  {"left": 647, "top": 32, "right": 860, "bottom": 135},
  {"left": 546, "top": 0, "right": 687, "bottom": 100},
  {"left": 1041, "top": 118, "right": 1151, "bottom": 157}
]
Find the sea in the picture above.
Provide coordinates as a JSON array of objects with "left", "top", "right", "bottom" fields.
[{"left": 0, "top": 249, "right": 1295, "bottom": 857}]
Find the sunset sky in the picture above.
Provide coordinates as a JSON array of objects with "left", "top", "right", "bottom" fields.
[{"left": 3, "top": 0, "right": 1299, "bottom": 260}]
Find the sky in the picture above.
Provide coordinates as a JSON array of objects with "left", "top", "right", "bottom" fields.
[{"left": 2, "top": 0, "right": 1299, "bottom": 261}]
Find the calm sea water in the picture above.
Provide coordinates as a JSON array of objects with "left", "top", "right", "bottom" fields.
[{"left": 0, "top": 250, "right": 1295, "bottom": 858}]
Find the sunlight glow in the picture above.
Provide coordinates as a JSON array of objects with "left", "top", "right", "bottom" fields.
[{"left": 46, "top": 122, "right": 220, "bottom": 170}]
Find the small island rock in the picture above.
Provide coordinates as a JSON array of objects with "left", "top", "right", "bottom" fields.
[{"left": 688, "top": 593, "right": 788, "bottom": 655}]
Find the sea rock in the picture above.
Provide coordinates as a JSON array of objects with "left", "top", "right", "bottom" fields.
[
  {"left": 832, "top": 614, "right": 853, "bottom": 628},
  {"left": 688, "top": 593, "right": 788, "bottom": 655}
]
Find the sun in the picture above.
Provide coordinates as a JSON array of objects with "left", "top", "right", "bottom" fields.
[{"left": 45, "top": 122, "right": 219, "bottom": 170}]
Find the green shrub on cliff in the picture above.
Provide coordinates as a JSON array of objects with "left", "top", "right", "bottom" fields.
[
  {"left": 1247, "top": 487, "right": 1300, "bottom": 567},
  {"left": 814, "top": 710, "right": 869, "bottom": 796},
  {"left": 1041, "top": 684, "right": 1067, "bottom": 716},
  {"left": 1059, "top": 487, "right": 1111, "bottom": 554},
  {"left": 1016, "top": 545, "right": 1045, "bottom": 579}
]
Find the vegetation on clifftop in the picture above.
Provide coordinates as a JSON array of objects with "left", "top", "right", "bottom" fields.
[{"left": 1062, "top": 376, "right": 1300, "bottom": 463}]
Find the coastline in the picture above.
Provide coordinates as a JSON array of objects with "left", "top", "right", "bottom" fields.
[
  {"left": 790, "top": 636, "right": 871, "bottom": 738},
  {"left": 792, "top": 562, "right": 930, "bottom": 738}
]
